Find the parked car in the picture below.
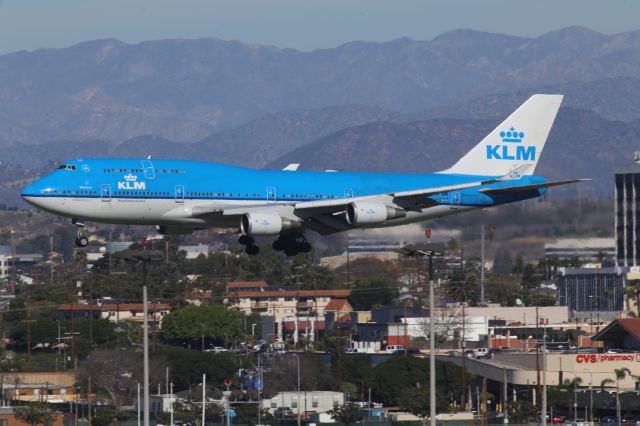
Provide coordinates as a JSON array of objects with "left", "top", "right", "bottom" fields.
[
  {"left": 204, "top": 346, "right": 227, "bottom": 353},
  {"left": 551, "top": 415, "right": 566, "bottom": 423},
  {"left": 274, "top": 407, "right": 294, "bottom": 418},
  {"left": 345, "top": 348, "right": 360, "bottom": 354},
  {"left": 385, "top": 345, "right": 405, "bottom": 354}
]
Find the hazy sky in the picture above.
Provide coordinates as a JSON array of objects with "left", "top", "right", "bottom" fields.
[{"left": 0, "top": 0, "right": 638, "bottom": 55}]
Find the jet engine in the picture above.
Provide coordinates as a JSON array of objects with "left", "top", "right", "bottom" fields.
[
  {"left": 240, "top": 213, "right": 301, "bottom": 236},
  {"left": 346, "top": 202, "right": 406, "bottom": 225}
]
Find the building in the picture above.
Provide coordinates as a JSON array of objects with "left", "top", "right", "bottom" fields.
[
  {"left": 615, "top": 155, "right": 640, "bottom": 267},
  {"left": 178, "top": 243, "right": 217, "bottom": 259},
  {"left": 556, "top": 266, "right": 625, "bottom": 312},
  {"left": 223, "top": 289, "right": 351, "bottom": 319},
  {"left": 100, "top": 303, "right": 171, "bottom": 327},
  {"left": 0, "top": 408, "right": 64, "bottom": 426},
  {"left": 544, "top": 237, "right": 615, "bottom": 262},
  {"left": 593, "top": 318, "right": 640, "bottom": 350},
  {"left": 58, "top": 303, "right": 101, "bottom": 320},
  {"left": 261, "top": 391, "right": 345, "bottom": 416}
]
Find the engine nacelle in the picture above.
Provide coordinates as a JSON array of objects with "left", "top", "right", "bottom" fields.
[
  {"left": 241, "top": 213, "right": 301, "bottom": 236},
  {"left": 346, "top": 202, "right": 406, "bottom": 225}
]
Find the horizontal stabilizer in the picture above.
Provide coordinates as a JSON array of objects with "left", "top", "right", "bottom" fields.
[{"left": 479, "top": 179, "right": 591, "bottom": 194}]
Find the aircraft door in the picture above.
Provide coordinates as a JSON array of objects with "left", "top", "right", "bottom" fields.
[
  {"left": 141, "top": 159, "right": 155, "bottom": 180},
  {"left": 266, "top": 186, "right": 276, "bottom": 202},
  {"left": 175, "top": 185, "right": 185, "bottom": 203},
  {"left": 450, "top": 192, "right": 460, "bottom": 209},
  {"left": 101, "top": 184, "right": 111, "bottom": 202},
  {"left": 344, "top": 189, "right": 354, "bottom": 198}
]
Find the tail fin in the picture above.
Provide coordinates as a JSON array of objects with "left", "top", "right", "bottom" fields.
[{"left": 440, "top": 94, "right": 563, "bottom": 176}]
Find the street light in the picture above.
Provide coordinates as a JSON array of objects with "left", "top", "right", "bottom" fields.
[
  {"left": 114, "top": 249, "right": 164, "bottom": 426},
  {"left": 396, "top": 243, "right": 444, "bottom": 426}
]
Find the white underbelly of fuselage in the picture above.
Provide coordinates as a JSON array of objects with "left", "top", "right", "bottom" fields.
[{"left": 25, "top": 196, "right": 476, "bottom": 231}]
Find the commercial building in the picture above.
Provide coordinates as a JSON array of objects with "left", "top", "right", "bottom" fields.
[
  {"left": 544, "top": 238, "right": 615, "bottom": 261},
  {"left": 556, "top": 266, "right": 625, "bottom": 312},
  {"left": 615, "top": 155, "right": 640, "bottom": 267}
]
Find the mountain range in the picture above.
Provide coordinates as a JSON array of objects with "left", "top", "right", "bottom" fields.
[
  {"left": 2, "top": 26, "right": 640, "bottom": 204},
  {"left": 3, "top": 26, "right": 640, "bottom": 145}
]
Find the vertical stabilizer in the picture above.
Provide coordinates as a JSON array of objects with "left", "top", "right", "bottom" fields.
[{"left": 440, "top": 94, "right": 563, "bottom": 176}]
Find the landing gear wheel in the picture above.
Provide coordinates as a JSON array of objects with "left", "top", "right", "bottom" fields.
[
  {"left": 245, "top": 245, "right": 260, "bottom": 256},
  {"left": 75, "top": 236, "right": 89, "bottom": 247},
  {"left": 272, "top": 239, "right": 285, "bottom": 251},
  {"left": 299, "top": 242, "right": 312, "bottom": 253},
  {"left": 284, "top": 246, "right": 299, "bottom": 257},
  {"left": 238, "top": 235, "right": 255, "bottom": 246}
]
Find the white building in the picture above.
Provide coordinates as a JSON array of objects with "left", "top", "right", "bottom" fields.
[{"left": 262, "top": 391, "right": 345, "bottom": 415}]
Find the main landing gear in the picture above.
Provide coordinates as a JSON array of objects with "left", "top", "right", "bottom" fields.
[
  {"left": 272, "top": 234, "right": 311, "bottom": 257},
  {"left": 72, "top": 220, "right": 89, "bottom": 247},
  {"left": 238, "top": 233, "right": 312, "bottom": 257},
  {"left": 238, "top": 234, "right": 259, "bottom": 256}
]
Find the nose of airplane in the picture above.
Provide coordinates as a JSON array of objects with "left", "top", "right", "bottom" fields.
[{"left": 21, "top": 179, "right": 46, "bottom": 208}]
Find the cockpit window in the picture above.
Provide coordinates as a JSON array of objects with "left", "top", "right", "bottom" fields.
[{"left": 57, "top": 164, "right": 77, "bottom": 170}]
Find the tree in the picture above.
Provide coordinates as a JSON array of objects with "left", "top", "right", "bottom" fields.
[
  {"left": 328, "top": 402, "right": 363, "bottom": 425},
  {"left": 447, "top": 270, "right": 478, "bottom": 306},
  {"left": 234, "top": 404, "right": 273, "bottom": 426},
  {"left": 506, "top": 400, "right": 536, "bottom": 424},
  {"left": 398, "top": 386, "right": 430, "bottom": 420},
  {"left": 602, "top": 368, "right": 633, "bottom": 426},
  {"left": 162, "top": 304, "right": 244, "bottom": 347},
  {"left": 14, "top": 403, "right": 53, "bottom": 426},
  {"left": 349, "top": 277, "right": 396, "bottom": 310},
  {"left": 492, "top": 248, "right": 513, "bottom": 276}
]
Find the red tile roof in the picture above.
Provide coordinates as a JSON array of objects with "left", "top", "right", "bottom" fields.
[
  {"left": 593, "top": 318, "right": 640, "bottom": 341},
  {"left": 324, "top": 299, "right": 353, "bottom": 312},
  {"left": 99, "top": 303, "right": 171, "bottom": 312},
  {"left": 227, "top": 281, "right": 267, "bottom": 289},
  {"left": 224, "top": 289, "right": 351, "bottom": 298}
]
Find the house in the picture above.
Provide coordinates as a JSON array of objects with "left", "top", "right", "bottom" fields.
[
  {"left": 100, "top": 303, "right": 171, "bottom": 328},
  {"left": 58, "top": 303, "right": 101, "bottom": 320},
  {"left": 224, "top": 289, "right": 351, "bottom": 319}
]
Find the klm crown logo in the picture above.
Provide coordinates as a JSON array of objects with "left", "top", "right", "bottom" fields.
[
  {"left": 124, "top": 173, "right": 138, "bottom": 182},
  {"left": 500, "top": 127, "right": 525, "bottom": 143},
  {"left": 486, "top": 126, "right": 535, "bottom": 161}
]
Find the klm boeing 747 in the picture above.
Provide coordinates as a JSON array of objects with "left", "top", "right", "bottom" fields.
[{"left": 21, "top": 94, "right": 586, "bottom": 256}]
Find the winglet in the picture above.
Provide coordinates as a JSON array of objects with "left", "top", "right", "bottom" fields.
[{"left": 283, "top": 164, "right": 300, "bottom": 171}]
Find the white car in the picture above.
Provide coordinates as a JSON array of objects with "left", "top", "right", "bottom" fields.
[
  {"left": 204, "top": 346, "right": 228, "bottom": 353},
  {"left": 385, "top": 345, "right": 405, "bottom": 354}
]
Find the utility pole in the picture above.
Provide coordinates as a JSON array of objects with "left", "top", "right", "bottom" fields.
[
  {"left": 542, "top": 326, "right": 547, "bottom": 426},
  {"left": 26, "top": 295, "right": 32, "bottom": 370},
  {"left": 202, "top": 374, "right": 206, "bottom": 426},
  {"left": 428, "top": 252, "right": 436, "bottom": 426},
  {"left": 143, "top": 285, "right": 150, "bottom": 426},
  {"left": 88, "top": 376, "right": 92, "bottom": 426},
  {"left": 480, "top": 225, "right": 485, "bottom": 306}
]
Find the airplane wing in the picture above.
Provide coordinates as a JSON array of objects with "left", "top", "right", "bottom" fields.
[{"left": 479, "top": 179, "right": 590, "bottom": 194}]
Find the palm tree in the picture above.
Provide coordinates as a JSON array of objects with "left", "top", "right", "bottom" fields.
[
  {"left": 447, "top": 270, "right": 478, "bottom": 305},
  {"left": 623, "top": 281, "right": 640, "bottom": 317},
  {"left": 562, "top": 377, "right": 583, "bottom": 418},
  {"left": 601, "top": 368, "right": 632, "bottom": 426}
]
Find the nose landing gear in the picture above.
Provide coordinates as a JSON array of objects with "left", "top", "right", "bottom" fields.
[{"left": 73, "top": 220, "right": 89, "bottom": 247}]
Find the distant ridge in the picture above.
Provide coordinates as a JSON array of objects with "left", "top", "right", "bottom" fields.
[{"left": 2, "top": 26, "right": 640, "bottom": 145}]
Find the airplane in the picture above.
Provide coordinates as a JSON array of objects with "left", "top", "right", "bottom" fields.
[{"left": 21, "top": 94, "right": 587, "bottom": 256}]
